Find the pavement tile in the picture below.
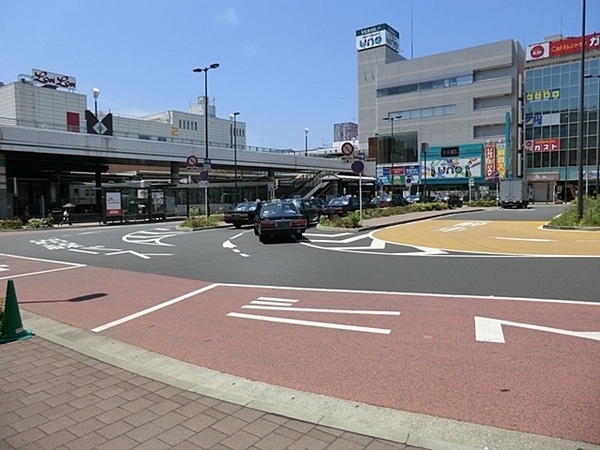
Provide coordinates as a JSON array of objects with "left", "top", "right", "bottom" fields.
[
  {"left": 220, "top": 429, "right": 261, "bottom": 450},
  {"left": 121, "top": 396, "right": 156, "bottom": 413},
  {"left": 341, "top": 431, "right": 377, "bottom": 446},
  {"left": 10, "top": 413, "right": 49, "bottom": 433},
  {"left": 64, "top": 431, "right": 107, "bottom": 450},
  {"left": 68, "top": 393, "right": 102, "bottom": 409},
  {"left": 213, "top": 401, "right": 243, "bottom": 415},
  {"left": 155, "top": 424, "right": 196, "bottom": 445},
  {"left": 210, "top": 415, "right": 248, "bottom": 435},
  {"left": 175, "top": 401, "right": 210, "bottom": 418},
  {"left": 94, "top": 395, "right": 129, "bottom": 412},
  {"left": 15, "top": 400, "right": 51, "bottom": 419},
  {"left": 96, "top": 406, "right": 132, "bottom": 425},
  {"left": 44, "top": 382, "right": 77, "bottom": 397},
  {"left": 148, "top": 398, "right": 181, "bottom": 415},
  {"left": 120, "top": 386, "right": 153, "bottom": 401},
  {"left": 34, "top": 429, "right": 77, "bottom": 450},
  {"left": 242, "top": 418, "right": 280, "bottom": 438},
  {"left": 253, "top": 431, "right": 295, "bottom": 450},
  {"left": 38, "top": 415, "right": 78, "bottom": 435},
  {"left": 96, "top": 419, "right": 135, "bottom": 440},
  {"left": 66, "top": 417, "right": 105, "bottom": 437},
  {"left": 66, "top": 404, "right": 104, "bottom": 422},
  {"left": 272, "top": 425, "right": 302, "bottom": 441},
  {"left": 40, "top": 403, "right": 77, "bottom": 421},
  {"left": 306, "top": 427, "right": 338, "bottom": 444},
  {"left": 0, "top": 424, "right": 19, "bottom": 440},
  {"left": 126, "top": 421, "right": 164, "bottom": 443},
  {"left": 233, "top": 407, "right": 264, "bottom": 424},
  {"left": 96, "top": 434, "right": 139, "bottom": 450},
  {"left": 17, "top": 390, "right": 52, "bottom": 406},
  {"left": 151, "top": 411, "right": 189, "bottom": 429},
  {"left": 131, "top": 437, "right": 172, "bottom": 450},
  {"left": 365, "top": 440, "right": 408, "bottom": 449},
  {"left": 21, "top": 380, "right": 53, "bottom": 395},
  {"left": 286, "top": 434, "right": 328, "bottom": 450},
  {"left": 41, "top": 391, "right": 77, "bottom": 408},
  {"left": 181, "top": 412, "right": 218, "bottom": 432},
  {"left": 123, "top": 409, "right": 160, "bottom": 427},
  {"left": 187, "top": 427, "right": 227, "bottom": 448},
  {"left": 5, "top": 427, "right": 47, "bottom": 448},
  {"left": 282, "top": 418, "right": 314, "bottom": 434}
]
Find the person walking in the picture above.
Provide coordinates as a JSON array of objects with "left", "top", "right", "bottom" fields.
[{"left": 60, "top": 208, "right": 72, "bottom": 226}]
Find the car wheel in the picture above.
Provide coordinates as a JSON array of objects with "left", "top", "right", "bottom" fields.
[
  {"left": 258, "top": 234, "right": 266, "bottom": 243},
  {"left": 234, "top": 223, "right": 242, "bottom": 229},
  {"left": 295, "top": 232, "right": 303, "bottom": 239},
  {"left": 253, "top": 226, "right": 258, "bottom": 235}
]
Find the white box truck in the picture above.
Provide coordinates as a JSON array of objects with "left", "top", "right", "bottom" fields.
[{"left": 499, "top": 179, "right": 529, "bottom": 208}]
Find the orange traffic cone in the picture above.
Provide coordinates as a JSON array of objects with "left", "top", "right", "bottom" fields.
[{"left": 0, "top": 279, "right": 33, "bottom": 344}]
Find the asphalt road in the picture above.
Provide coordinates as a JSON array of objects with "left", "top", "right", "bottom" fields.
[{"left": 1, "top": 204, "right": 597, "bottom": 302}]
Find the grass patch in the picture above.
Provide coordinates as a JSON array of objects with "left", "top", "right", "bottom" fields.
[
  {"left": 549, "top": 197, "right": 600, "bottom": 227},
  {"left": 180, "top": 214, "right": 223, "bottom": 228}
]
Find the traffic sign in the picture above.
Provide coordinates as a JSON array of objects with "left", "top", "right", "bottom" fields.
[
  {"left": 341, "top": 142, "right": 354, "bottom": 156},
  {"left": 351, "top": 160, "right": 365, "bottom": 174},
  {"left": 186, "top": 155, "right": 198, "bottom": 167},
  {"left": 358, "top": 150, "right": 365, "bottom": 160},
  {"left": 199, "top": 170, "right": 209, "bottom": 181},
  {"left": 469, "top": 177, "right": 474, "bottom": 186},
  {"left": 203, "top": 158, "right": 212, "bottom": 169}
]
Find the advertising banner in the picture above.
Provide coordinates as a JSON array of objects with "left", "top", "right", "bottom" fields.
[
  {"left": 525, "top": 138, "right": 560, "bottom": 152},
  {"left": 106, "top": 192, "right": 122, "bottom": 217},
  {"left": 495, "top": 141, "right": 507, "bottom": 179},
  {"left": 484, "top": 143, "right": 496, "bottom": 179},
  {"left": 426, "top": 157, "right": 482, "bottom": 180},
  {"left": 526, "top": 33, "right": 600, "bottom": 61},
  {"left": 356, "top": 23, "right": 400, "bottom": 52}
]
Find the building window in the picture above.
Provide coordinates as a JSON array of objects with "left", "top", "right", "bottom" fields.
[
  {"left": 66, "top": 111, "right": 80, "bottom": 132},
  {"left": 377, "top": 74, "right": 473, "bottom": 98}
]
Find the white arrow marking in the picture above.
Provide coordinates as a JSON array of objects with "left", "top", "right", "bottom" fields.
[
  {"left": 475, "top": 316, "right": 600, "bottom": 343},
  {"left": 104, "top": 250, "right": 171, "bottom": 259},
  {"left": 0, "top": 264, "right": 9, "bottom": 272},
  {"left": 227, "top": 312, "right": 391, "bottom": 334},
  {"left": 223, "top": 240, "right": 236, "bottom": 249}
]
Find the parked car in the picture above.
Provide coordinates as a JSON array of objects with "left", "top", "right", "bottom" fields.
[
  {"left": 322, "top": 196, "right": 369, "bottom": 217},
  {"left": 370, "top": 194, "right": 408, "bottom": 207},
  {"left": 287, "top": 198, "right": 321, "bottom": 224},
  {"left": 253, "top": 201, "right": 307, "bottom": 242},
  {"left": 224, "top": 201, "right": 264, "bottom": 228},
  {"left": 435, "top": 194, "right": 463, "bottom": 208},
  {"left": 405, "top": 194, "right": 432, "bottom": 204}
]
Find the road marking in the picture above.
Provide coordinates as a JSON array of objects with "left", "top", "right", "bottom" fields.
[
  {"left": 0, "top": 253, "right": 85, "bottom": 280},
  {"left": 439, "top": 221, "right": 487, "bottom": 233},
  {"left": 122, "top": 229, "right": 183, "bottom": 246},
  {"left": 105, "top": 250, "right": 173, "bottom": 259},
  {"left": 474, "top": 316, "right": 600, "bottom": 343},
  {"left": 0, "top": 264, "right": 9, "bottom": 272},
  {"left": 491, "top": 237, "right": 556, "bottom": 242},
  {"left": 250, "top": 300, "right": 296, "bottom": 306},
  {"left": 92, "top": 284, "right": 219, "bottom": 332},
  {"left": 227, "top": 312, "right": 392, "bottom": 334},
  {"left": 241, "top": 305, "right": 401, "bottom": 315},
  {"left": 258, "top": 296, "right": 298, "bottom": 303}
]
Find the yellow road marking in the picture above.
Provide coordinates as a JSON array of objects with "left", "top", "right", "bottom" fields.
[{"left": 373, "top": 220, "right": 600, "bottom": 256}]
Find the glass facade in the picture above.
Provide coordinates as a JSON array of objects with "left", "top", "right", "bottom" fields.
[
  {"left": 376, "top": 131, "right": 418, "bottom": 164},
  {"left": 524, "top": 57, "right": 600, "bottom": 178},
  {"left": 377, "top": 74, "right": 473, "bottom": 97}
]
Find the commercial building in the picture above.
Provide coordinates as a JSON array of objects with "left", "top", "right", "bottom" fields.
[
  {"left": 356, "top": 23, "right": 524, "bottom": 198},
  {"left": 523, "top": 32, "right": 600, "bottom": 201}
]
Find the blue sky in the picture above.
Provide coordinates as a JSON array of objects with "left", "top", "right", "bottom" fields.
[{"left": 1, "top": 0, "right": 599, "bottom": 150}]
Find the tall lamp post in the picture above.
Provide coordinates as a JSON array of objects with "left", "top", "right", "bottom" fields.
[
  {"left": 193, "top": 63, "right": 220, "bottom": 216},
  {"left": 92, "top": 87, "right": 100, "bottom": 117},
  {"left": 383, "top": 115, "right": 401, "bottom": 193},
  {"left": 304, "top": 128, "right": 309, "bottom": 156},
  {"left": 576, "top": 0, "right": 586, "bottom": 219},
  {"left": 230, "top": 112, "right": 240, "bottom": 204},
  {"left": 584, "top": 73, "right": 600, "bottom": 197}
]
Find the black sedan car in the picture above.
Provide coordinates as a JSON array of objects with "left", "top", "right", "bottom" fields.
[
  {"left": 287, "top": 198, "right": 321, "bottom": 224},
  {"left": 405, "top": 194, "right": 433, "bottom": 204},
  {"left": 254, "top": 201, "right": 307, "bottom": 242},
  {"left": 370, "top": 194, "right": 408, "bottom": 207},
  {"left": 224, "top": 201, "right": 263, "bottom": 228},
  {"left": 322, "top": 196, "right": 368, "bottom": 217},
  {"left": 435, "top": 194, "right": 464, "bottom": 208}
]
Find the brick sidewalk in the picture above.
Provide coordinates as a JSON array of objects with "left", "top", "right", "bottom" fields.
[{"left": 1, "top": 337, "right": 420, "bottom": 450}]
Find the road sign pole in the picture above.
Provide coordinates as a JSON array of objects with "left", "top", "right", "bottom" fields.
[
  {"left": 204, "top": 184, "right": 208, "bottom": 218},
  {"left": 359, "top": 171, "right": 363, "bottom": 226}
]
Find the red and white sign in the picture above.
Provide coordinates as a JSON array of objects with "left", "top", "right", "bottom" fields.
[
  {"left": 526, "top": 32, "right": 600, "bottom": 61},
  {"left": 341, "top": 142, "right": 354, "bottom": 156},
  {"left": 484, "top": 142, "right": 496, "bottom": 179},
  {"left": 531, "top": 138, "right": 560, "bottom": 152}
]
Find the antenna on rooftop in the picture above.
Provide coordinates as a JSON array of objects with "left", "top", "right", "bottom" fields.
[{"left": 411, "top": 3, "right": 414, "bottom": 59}]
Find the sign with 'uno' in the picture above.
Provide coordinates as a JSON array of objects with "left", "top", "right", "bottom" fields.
[{"left": 356, "top": 23, "right": 399, "bottom": 53}]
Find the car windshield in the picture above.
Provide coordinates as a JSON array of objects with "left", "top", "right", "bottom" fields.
[
  {"left": 261, "top": 202, "right": 299, "bottom": 217},
  {"left": 328, "top": 197, "right": 350, "bottom": 206},
  {"left": 289, "top": 199, "right": 303, "bottom": 208},
  {"left": 233, "top": 202, "right": 256, "bottom": 212},
  {"left": 406, "top": 195, "right": 419, "bottom": 201}
]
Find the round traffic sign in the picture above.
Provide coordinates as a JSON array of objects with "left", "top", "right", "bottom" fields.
[
  {"left": 199, "top": 170, "right": 209, "bottom": 181},
  {"left": 351, "top": 160, "right": 365, "bottom": 174},
  {"left": 186, "top": 154, "right": 198, "bottom": 166},
  {"left": 341, "top": 142, "right": 354, "bottom": 156}
]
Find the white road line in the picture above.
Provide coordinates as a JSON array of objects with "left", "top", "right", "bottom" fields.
[
  {"left": 241, "top": 305, "right": 401, "bottom": 315},
  {"left": 68, "top": 249, "right": 99, "bottom": 254},
  {"left": 250, "top": 300, "right": 296, "bottom": 306},
  {"left": 0, "top": 265, "right": 85, "bottom": 280},
  {"left": 227, "top": 312, "right": 391, "bottom": 334},
  {"left": 491, "top": 237, "right": 556, "bottom": 242},
  {"left": 92, "top": 284, "right": 219, "bottom": 332},
  {"left": 257, "top": 297, "right": 298, "bottom": 303}
]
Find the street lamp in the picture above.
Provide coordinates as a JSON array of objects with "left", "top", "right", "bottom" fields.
[
  {"left": 576, "top": 0, "right": 586, "bottom": 219},
  {"left": 304, "top": 128, "right": 309, "bottom": 156},
  {"left": 193, "top": 63, "right": 220, "bottom": 216},
  {"left": 383, "top": 115, "right": 401, "bottom": 193},
  {"left": 230, "top": 112, "right": 240, "bottom": 204},
  {"left": 584, "top": 73, "right": 600, "bottom": 197},
  {"left": 92, "top": 87, "right": 100, "bottom": 117}
]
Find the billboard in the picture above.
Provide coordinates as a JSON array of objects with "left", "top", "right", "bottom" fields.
[
  {"left": 426, "top": 158, "right": 482, "bottom": 180},
  {"left": 356, "top": 23, "right": 399, "bottom": 53},
  {"left": 526, "top": 32, "right": 600, "bottom": 61},
  {"left": 31, "top": 69, "right": 76, "bottom": 90},
  {"left": 334, "top": 122, "right": 358, "bottom": 142}
]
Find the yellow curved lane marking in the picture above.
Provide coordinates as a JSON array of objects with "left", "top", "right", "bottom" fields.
[{"left": 373, "top": 220, "right": 600, "bottom": 256}]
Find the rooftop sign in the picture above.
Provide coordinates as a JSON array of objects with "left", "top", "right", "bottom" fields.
[
  {"left": 31, "top": 69, "right": 76, "bottom": 90},
  {"left": 356, "top": 23, "right": 399, "bottom": 53},
  {"left": 526, "top": 32, "right": 600, "bottom": 61}
]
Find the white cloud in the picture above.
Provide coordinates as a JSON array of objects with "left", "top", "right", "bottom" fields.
[{"left": 213, "top": 7, "right": 239, "bottom": 26}]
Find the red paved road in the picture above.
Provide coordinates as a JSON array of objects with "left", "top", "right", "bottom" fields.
[{"left": 5, "top": 255, "right": 600, "bottom": 445}]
